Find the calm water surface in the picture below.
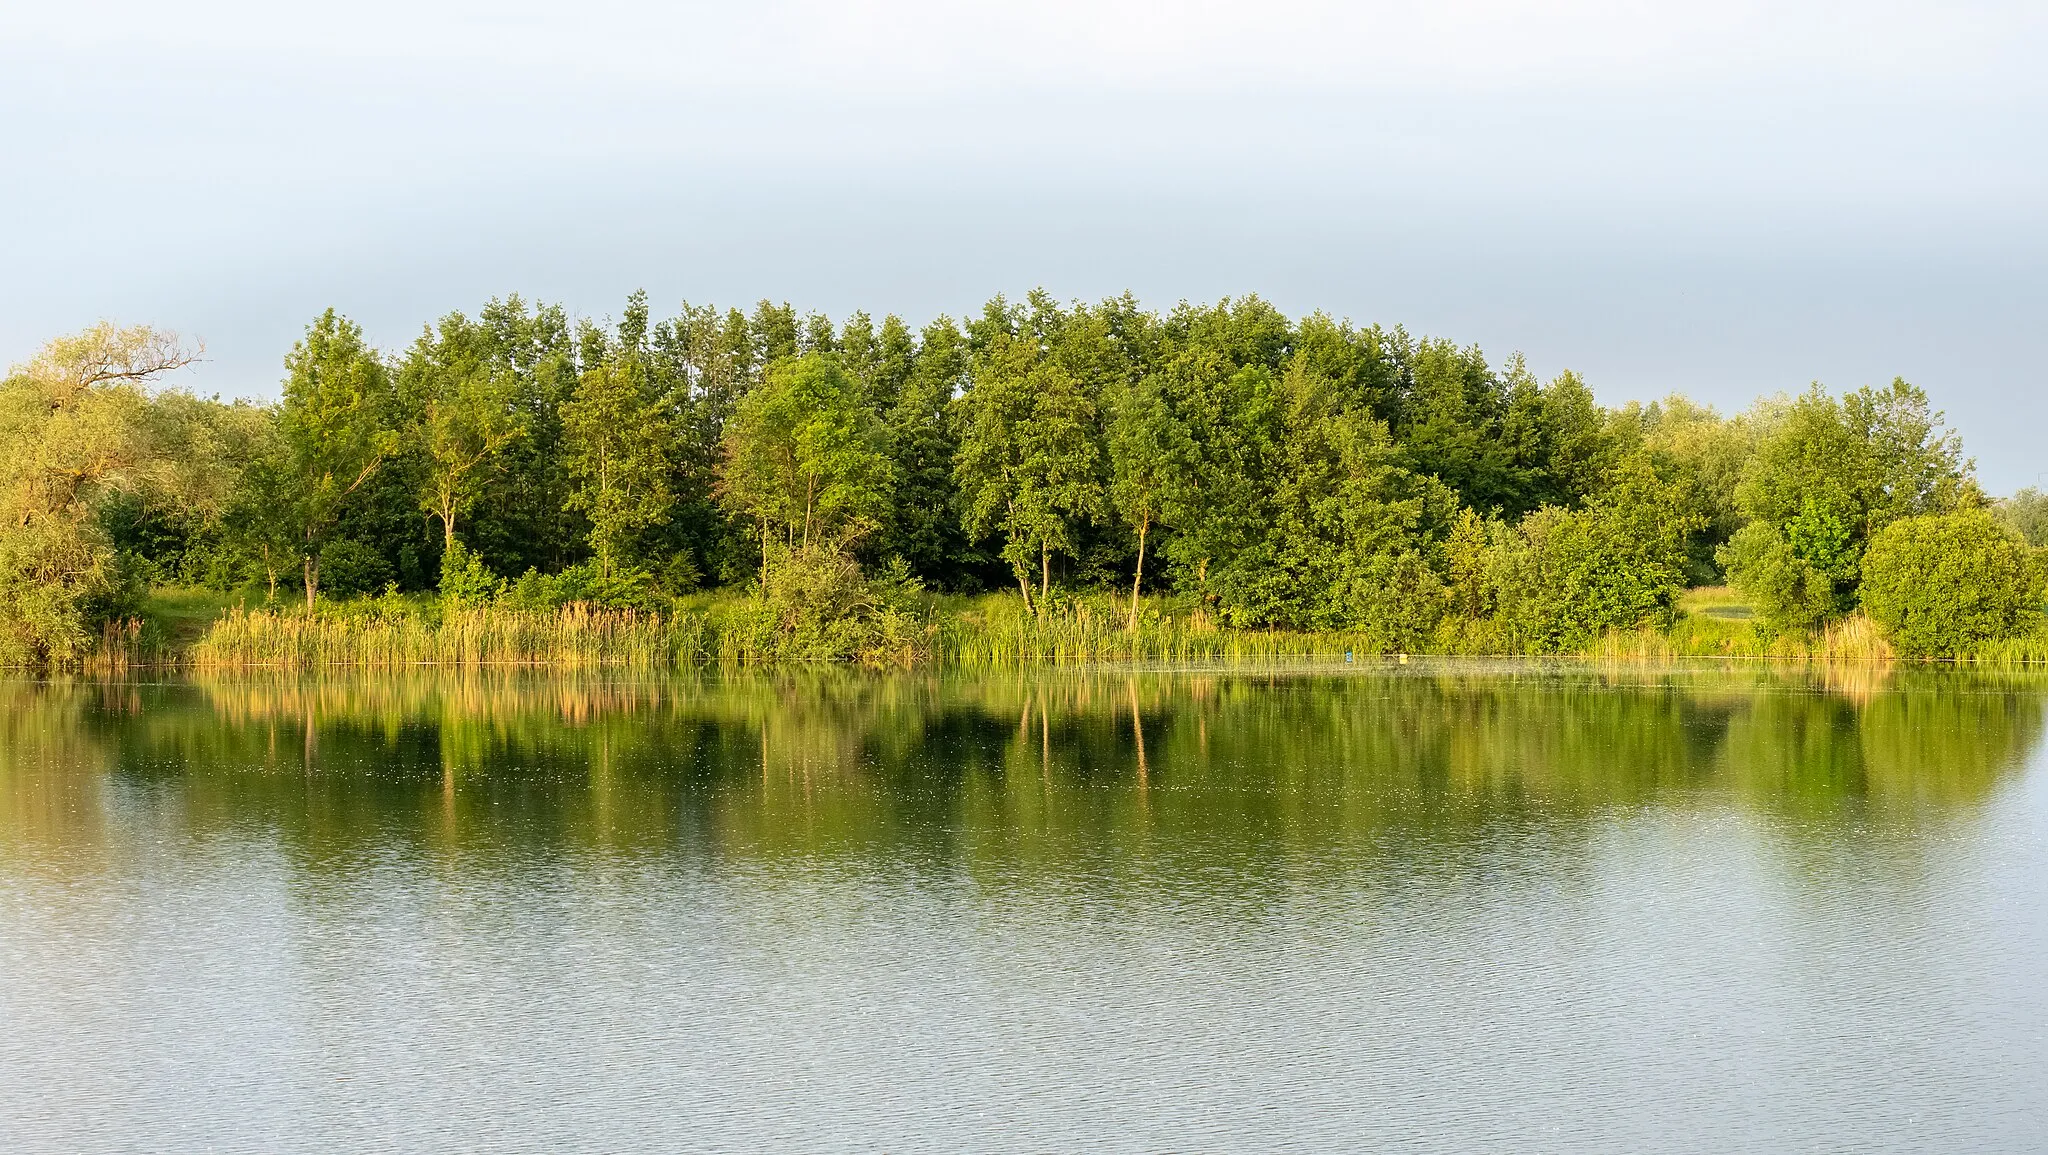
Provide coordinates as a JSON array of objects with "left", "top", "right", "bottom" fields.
[{"left": 3, "top": 662, "right": 2045, "bottom": 1152}]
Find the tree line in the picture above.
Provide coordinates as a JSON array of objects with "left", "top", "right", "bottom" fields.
[{"left": 2, "top": 290, "right": 2041, "bottom": 664}]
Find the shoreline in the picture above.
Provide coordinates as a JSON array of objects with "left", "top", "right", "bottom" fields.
[{"left": 36, "top": 588, "right": 2048, "bottom": 674}]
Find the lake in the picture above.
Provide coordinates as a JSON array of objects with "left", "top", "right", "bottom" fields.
[{"left": 3, "top": 662, "right": 2045, "bottom": 1152}]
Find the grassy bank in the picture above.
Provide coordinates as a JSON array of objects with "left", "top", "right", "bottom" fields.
[
  {"left": 184, "top": 590, "right": 1372, "bottom": 670},
  {"left": 105, "top": 585, "right": 2048, "bottom": 671},
  {"left": 933, "top": 593, "right": 1381, "bottom": 665},
  {"left": 1589, "top": 588, "right": 2048, "bottom": 665},
  {"left": 193, "top": 602, "right": 720, "bottom": 670}
]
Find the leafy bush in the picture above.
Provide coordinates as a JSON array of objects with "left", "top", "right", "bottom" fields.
[
  {"left": 502, "top": 561, "right": 669, "bottom": 613},
  {"left": 1441, "top": 456, "right": 1700, "bottom": 653},
  {"left": 438, "top": 540, "right": 504, "bottom": 606},
  {"left": 655, "top": 552, "right": 702, "bottom": 596},
  {"left": 316, "top": 539, "right": 393, "bottom": 600},
  {"left": 1719, "top": 522, "right": 1840, "bottom": 635},
  {"left": 1997, "top": 488, "right": 2048, "bottom": 547},
  {"left": 721, "top": 543, "right": 930, "bottom": 664},
  {"left": 1860, "top": 509, "right": 2041, "bottom": 657}
]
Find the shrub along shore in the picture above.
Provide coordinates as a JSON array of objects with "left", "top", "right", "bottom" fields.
[{"left": 6, "top": 291, "right": 2047, "bottom": 669}]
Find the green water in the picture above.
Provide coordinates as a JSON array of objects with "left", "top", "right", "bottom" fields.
[{"left": 3, "top": 662, "right": 2045, "bottom": 1151}]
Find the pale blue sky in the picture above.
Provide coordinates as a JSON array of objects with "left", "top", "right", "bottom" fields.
[{"left": 4, "top": 1, "right": 2043, "bottom": 490}]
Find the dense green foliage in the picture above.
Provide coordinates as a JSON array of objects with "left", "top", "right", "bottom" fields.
[
  {"left": 1718, "top": 382, "right": 1978, "bottom": 635},
  {"left": 2, "top": 292, "right": 2038, "bottom": 665},
  {"left": 0, "top": 325, "right": 246, "bottom": 663},
  {"left": 1860, "top": 510, "right": 2042, "bottom": 657},
  {"left": 1998, "top": 487, "right": 2048, "bottom": 547}
]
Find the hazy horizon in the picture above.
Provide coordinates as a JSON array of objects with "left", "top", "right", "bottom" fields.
[{"left": 5, "top": 0, "right": 2042, "bottom": 491}]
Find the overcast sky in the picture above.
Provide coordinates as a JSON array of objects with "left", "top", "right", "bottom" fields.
[{"left": 4, "top": 1, "right": 2043, "bottom": 490}]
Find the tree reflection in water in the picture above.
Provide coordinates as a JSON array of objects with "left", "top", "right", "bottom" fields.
[{"left": 4, "top": 661, "right": 2040, "bottom": 882}]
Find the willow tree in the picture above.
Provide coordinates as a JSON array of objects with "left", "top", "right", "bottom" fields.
[{"left": 0, "top": 324, "right": 205, "bottom": 662}]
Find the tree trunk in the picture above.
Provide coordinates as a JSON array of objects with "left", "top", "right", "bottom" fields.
[
  {"left": 1040, "top": 542, "right": 1050, "bottom": 609},
  {"left": 441, "top": 505, "right": 456, "bottom": 554},
  {"left": 1127, "top": 518, "right": 1148, "bottom": 633},
  {"left": 1016, "top": 567, "right": 1033, "bottom": 614},
  {"left": 803, "top": 475, "right": 815, "bottom": 551},
  {"left": 760, "top": 518, "right": 771, "bottom": 598},
  {"left": 303, "top": 554, "right": 319, "bottom": 611}
]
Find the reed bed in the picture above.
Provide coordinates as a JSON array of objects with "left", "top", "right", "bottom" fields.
[
  {"left": 1590, "top": 611, "right": 1894, "bottom": 663},
  {"left": 170, "top": 590, "right": 2048, "bottom": 671},
  {"left": 193, "top": 604, "right": 720, "bottom": 669},
  {"left": 189, "top": 594, "right": 1371, "bottom": 670},
  {"left": 935, "top": 593, "right": 1370, "bottom": 665},
  {"left": 79, "top": 616, "right": 168, "bottom": 674}
]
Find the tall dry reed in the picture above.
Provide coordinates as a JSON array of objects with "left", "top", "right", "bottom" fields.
[
  {"left": 935, "top": 593, "right": 1371, "bottom": 665},
  {"left": 193, "top": 604, "right": 716, "bottom": 669}
]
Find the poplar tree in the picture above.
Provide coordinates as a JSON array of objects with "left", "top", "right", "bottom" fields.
[
  {"left": 562, "top": 310, "right": 673, "bottom": 578},
  {"left": 277, "top": 309, "right": 399, "bottom": 606},
  {"left": 400, "top": 314, "right": 525, "bottom": 553},
  {"left": 954, "top": 327, "right": 1104, "bottom": 609},
  {"left": 1105, "top": 374, "right": 1192, "bottom": 630},
  {"left": 882, "top": 317, "right": 968, "bottom": 583}
]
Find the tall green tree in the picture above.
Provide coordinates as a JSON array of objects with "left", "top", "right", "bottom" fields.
[
  {"left": 562, "top": 309, "right": 673, "bottom": 578},
  {"left": 462, "top": 295, "right": 582, "bottom": 576},
  {"left": 1213, "top": 358, "right": 1456, "bottom": 641},
  {"left": 399, "top": 314, "right": 525, "bottom": 553},
  {"left": 277, "top": 309, "right": 399, "bottom": 606},
  {"left": 954, "top": 322, "right": 1105, "bottom": 609},
  {"left": 881, "top": 317, "right": 969, "bottom": 583},
  {"left": 1996, "top": 488, "right": 2048, "bottom": 546},
  {"left": 1147, "top": 298, "right": 1293, "bottom": 599},
  {"left": 1629, "top": 394, "right": 1762, "bottom": 582},
  {"left": 641, "top": 300, "right": 758, "bottom": 583},
  {"left": 715, "top": 354, "right": 893, "bottom": 582},
  {"left": 750, "top": 300, "right": 799, "bottom": 371},
  {"left": 1392, "top": 336, "right": 1523, "bottom": 514},
  {"left": 1723, "top": 380, "right": 1972, "bottom": 633},
  {"left": 1105, "top": 374, "right": 1193, "bottom": 629}
]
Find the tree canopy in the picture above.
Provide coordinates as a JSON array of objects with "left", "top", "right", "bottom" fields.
[{"left": 5, "top": 290, "right": 2035, "bottom": 665}]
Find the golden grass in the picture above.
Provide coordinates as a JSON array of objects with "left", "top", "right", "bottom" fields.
[
  {"left": 192, "top": 603, "right": 719, "bottom": 669},
  {"left": 934, "top": 592, "right": 1372, "bottom": 665},
  {"left": 151, "top": 586, "right": 2048, "bottom": 671}
]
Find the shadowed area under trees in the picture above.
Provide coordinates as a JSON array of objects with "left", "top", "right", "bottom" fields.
[{"left": 2, "top": 291, "right": 2042, "bottom": 666}]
